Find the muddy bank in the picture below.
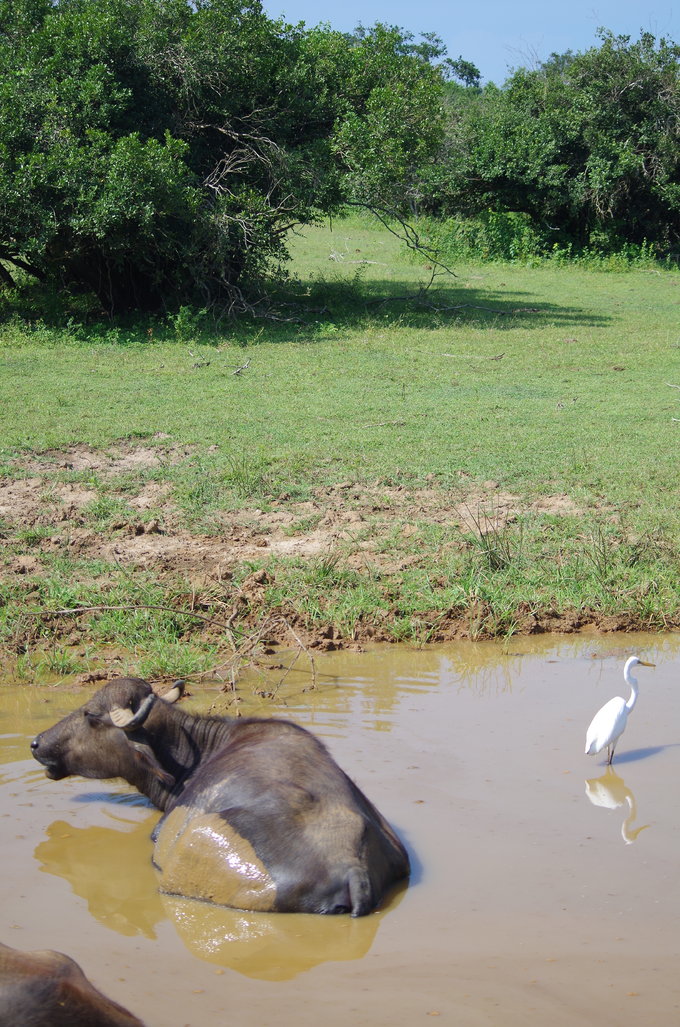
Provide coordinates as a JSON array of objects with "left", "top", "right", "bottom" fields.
[{"left": 1, "top": 443, "right": 677, "bottom": 673}]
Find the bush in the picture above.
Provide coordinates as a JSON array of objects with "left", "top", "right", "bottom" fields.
[
  {"left": 0, "top": 1, "right": 445, "bottom": 315},
  {"left": 434, "top": 31, "right": 680, "bottom": 255},
  {"left": 418, "top": 213, "right": 675, "bottom": 270},
  {"left": 425, "top": 211, "right": 542, "bottom": 261}
]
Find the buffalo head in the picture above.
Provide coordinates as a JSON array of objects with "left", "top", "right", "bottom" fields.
[{"left": 31, "top": 678, "right": 183, "bottom": 791}]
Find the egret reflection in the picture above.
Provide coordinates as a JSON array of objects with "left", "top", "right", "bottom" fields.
[{"left": 585, "top": 767, "right": 650, "bottom": 844}]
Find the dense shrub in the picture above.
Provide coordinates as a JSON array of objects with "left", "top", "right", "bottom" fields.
[
  {"left": 434, "top": 31, "right": 680, "bottom": 256},
  {"left": 0, "top": 0, "right": 444, "bottom": 314}
]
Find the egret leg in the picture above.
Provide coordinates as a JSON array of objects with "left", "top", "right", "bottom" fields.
[{"left": 607, "top": 743, "right": 616, "bottom": 765}]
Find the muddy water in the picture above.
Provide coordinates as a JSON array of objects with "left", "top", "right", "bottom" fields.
[{"left": 1, "top": 633, "right": 680, "bottom": 1026}]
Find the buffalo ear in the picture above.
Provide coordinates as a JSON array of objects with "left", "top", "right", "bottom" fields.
[
  {"left": 109, "top": 693, "right": 156, "bottom": 730},
  {"left": 129, "top": 741, "right": 175, "bottom": 787},
  {"left": 161, "top": 680, "right": 185, "bottom": 705}
]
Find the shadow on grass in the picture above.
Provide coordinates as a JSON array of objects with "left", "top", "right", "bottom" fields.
[
  {"left": 0, "top": 271, "right": 611, "bottom": 347},
  {"left": 248, "top": 273, "right": 611, "bottom": 343}
]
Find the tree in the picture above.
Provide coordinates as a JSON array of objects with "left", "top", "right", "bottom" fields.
[
  {"left": 435, "top": 31, "right": 680, "bottom": 252},
  {"left": 0, "top": 0, "right": 446, "bottom": 313}
]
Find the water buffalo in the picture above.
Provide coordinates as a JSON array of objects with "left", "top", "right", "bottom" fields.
[
  {"left": 0, "top": 942, "right": 144, "bottom": 1026},
  {"left": 31, "top": 678, "right": 409, "bottom": 916}
]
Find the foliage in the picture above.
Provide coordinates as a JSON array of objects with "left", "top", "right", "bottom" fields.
[
  {"left": 433, "top": 30, "right": 680, "bottom": 254},
  {"left": 419, "top": 214, "right": 670, "bottom": 270},
  {"left": 0, "top": 0, "right": 445, "bottom": 313},
  {"left": 331, "top": 24, "right": 446, "bottom": 214},
  {"left": 421, "top": 210, "right": 542, "bottom": 262}
]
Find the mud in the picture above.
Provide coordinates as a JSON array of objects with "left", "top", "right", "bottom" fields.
[
  {"left": 1, "top": 633, "right": 680, "bottom": 1025},
  {"left": 0, "top": 443, "right": 588, "bottom": 579}
]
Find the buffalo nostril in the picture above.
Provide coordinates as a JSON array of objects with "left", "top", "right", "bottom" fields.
[{"left": 30, "top": 738, "right": 39, "bottom": 751}]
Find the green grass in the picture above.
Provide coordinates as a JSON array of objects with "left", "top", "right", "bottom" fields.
[
  {"left": 2, "top": 220, "right": 678, "bottom": 508},
  {"left": 1, "top": 212, "right": 680, "bottom": 673}
]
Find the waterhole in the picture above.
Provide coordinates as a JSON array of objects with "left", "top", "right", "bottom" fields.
[{"left": 1, "top": 633, "right": 679, "bottom": 1025}]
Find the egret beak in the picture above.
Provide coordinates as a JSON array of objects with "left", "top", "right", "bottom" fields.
[{"left": 638, "top": 660, "right": 655, "bottom": 667}]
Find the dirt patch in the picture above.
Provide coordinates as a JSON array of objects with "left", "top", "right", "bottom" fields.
[
  {"left": 1, "top": 441, "right": 185, "bottom": 529},
  {"left": 1, "top": 470, "right": 574, "bottom": 577},
  {"left": 17, "top": 438, "right": 190, "bottom": 478},
  {"left": 0, "top": 443, "right": 655, "bottom": 651},
  {"left": 2, "top": 448, "right": 576, "bottom": 571},
  {"left": 0, "top": 478, "right": 100, "bottom": 524}
]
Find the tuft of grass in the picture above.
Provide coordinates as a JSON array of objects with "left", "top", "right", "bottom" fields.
[
  {"left": 459, "top": 505, "right": 524, "bottom": 571},
  {"left": 282, "top": 514, "right": 322, "bottom": 537},
  {"left": 14, "top": 524, "right": 53, "bottom": 547},
  {"left": 82, "top": 495, "right": 135, "bottom": 529},
  {"left": 35, "top": 648, "right": 85, "bottom": 678},
  {"left": 223, "top": 452, "right": 276, "bottom": 502},
  {"left": 137, "top": 641, "right": 218, "bottom": 680}
]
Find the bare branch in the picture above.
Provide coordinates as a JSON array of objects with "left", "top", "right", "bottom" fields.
[
  {"left": 25, "top": 604, "right": 244, "bottom": 647},
  {"left": 280, "top": 617, "right": 317, "bottom": 690},
  {"left": 344, "top": 200, "right": 457, "bottom": 279},
  {"left": 0, "top": 262, "right": 16, "bottom": 288}
]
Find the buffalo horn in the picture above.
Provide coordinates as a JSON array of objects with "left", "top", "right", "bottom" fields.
[
  {"left": 161, "top": 680, "right": 186, "bottom": 704},
  {"left": 109, "top": 693, "right": 156, "bottom": 730}
]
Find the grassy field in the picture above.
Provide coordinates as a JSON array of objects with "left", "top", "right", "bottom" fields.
[{"left": 1, "top": 214, "right": 679, "bottom": 681}]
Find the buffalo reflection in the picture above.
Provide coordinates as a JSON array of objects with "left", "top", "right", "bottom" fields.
[
  {"left": 161, "top": 885, "right": 404, "bottom": 981},
  {"left": 34, "top": 816, "right": 164, "bottom": 938},
  {"left": 585, "top": 767, "right": 650, "bottom": 844},
  {"left": 34, "top": 816, "right": 401, "bottom": 979}
]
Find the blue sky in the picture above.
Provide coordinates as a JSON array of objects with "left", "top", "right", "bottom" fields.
[{"left": 260, "top": 1, "right": 678, "bottom": 85}]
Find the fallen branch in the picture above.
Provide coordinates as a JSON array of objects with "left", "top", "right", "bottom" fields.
[
  {"left": 434, "top": 303, "right": 541, "bottom": 315},
  {"left": 24, "top": 603, "right": 244, "bottom": 647},
  {"left": 365, "top": 293, "right": 540, "bottom": 317},
  {"left": 365, "top": 292, "right": 425, "bottom": 307},
  {"left": 328, "top": 252, "right": 386, "bottom": 265},
  {"left": 280, "top": 617, "right": 317, "bottom": 690},
  {"left": 443, "top": 353, "right": 505, "bottom": 361}
]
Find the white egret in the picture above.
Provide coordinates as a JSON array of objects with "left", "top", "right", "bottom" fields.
[{"left": 585, "top": 655, "right": 655, "bottom": 764}]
